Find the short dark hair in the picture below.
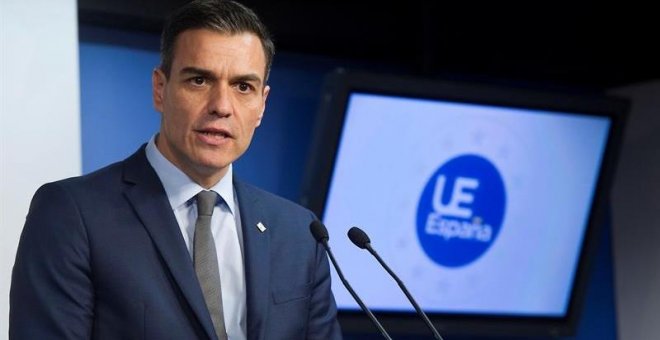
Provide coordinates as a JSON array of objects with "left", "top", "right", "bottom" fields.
[{"left": 160, "top": 0, "right": 275, "bottom": 80}]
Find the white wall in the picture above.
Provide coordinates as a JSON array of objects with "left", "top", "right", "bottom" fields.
[
  {"left": 610, "top": 80, "right": 660, "bottom": 340},
  {"left": 0, "top": 0, "right": 81, "bottom": 337}
]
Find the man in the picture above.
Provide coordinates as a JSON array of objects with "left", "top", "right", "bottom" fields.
[{"left": 10, "top": 1, "right": 342, "bottom": 339}]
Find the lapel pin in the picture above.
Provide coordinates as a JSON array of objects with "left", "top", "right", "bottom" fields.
[{"left": 256, "top": 222, "right": 267, "bottom": 233}]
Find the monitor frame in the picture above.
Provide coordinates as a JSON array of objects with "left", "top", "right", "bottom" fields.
[{"left": 300, "top": 69, "right": 628, "bottom": 337}]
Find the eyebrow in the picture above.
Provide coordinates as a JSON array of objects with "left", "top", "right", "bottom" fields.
[
  {"left": 179, "top": 67, "right": 263, "bottom": 86},
  {"left": 180, "top": 66, "right": 215, "bottom": 78},
  {"left": 232, "top": 74, "right": 263, "bottom": 87}
]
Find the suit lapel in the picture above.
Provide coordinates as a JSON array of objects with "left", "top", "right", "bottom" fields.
[
  {"left": 235, "top": 180, "right": 270, "bottom": 340},
  {"left": 122, "top": 147, "right": 217, "bottom": 340}
]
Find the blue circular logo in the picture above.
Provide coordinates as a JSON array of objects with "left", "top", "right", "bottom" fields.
[{"left": 416, "top": 154, "right": 506, "bottom": 267}]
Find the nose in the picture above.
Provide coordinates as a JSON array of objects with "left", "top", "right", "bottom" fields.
[{"left": 207, "top": 83, "right": 232, "bottom": 117}]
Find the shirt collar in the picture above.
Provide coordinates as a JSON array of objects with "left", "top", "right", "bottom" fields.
[{"left": 145, "top": 135, "right": 235, "bottom": 215}]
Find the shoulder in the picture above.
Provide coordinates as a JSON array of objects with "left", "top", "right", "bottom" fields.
[
  {"left": 36, "top": 145, "right": 149, "bottom": 198},
  {"left": 36, "top": 159, "right": 124, "bottom": 199}
]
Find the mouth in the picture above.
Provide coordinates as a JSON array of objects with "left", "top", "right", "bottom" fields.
[
  {"left": 194, "top": 127, "right": 233, "bottom": 145},
  {"left": 196, "top": 127, "right": 232, "bottom": 137}
]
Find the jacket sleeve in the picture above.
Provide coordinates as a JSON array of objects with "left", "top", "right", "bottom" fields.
[{"left": 10, "top": 182, "right": 94, "bottom": 339}]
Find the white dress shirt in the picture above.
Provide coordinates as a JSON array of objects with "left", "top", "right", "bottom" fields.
[{"left": 145, "top": 136, "right": 247, "bottom": 340}]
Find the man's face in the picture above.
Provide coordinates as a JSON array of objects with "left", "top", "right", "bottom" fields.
[{"left": 152, "top": 28, "right": 270, "bottom": 187}]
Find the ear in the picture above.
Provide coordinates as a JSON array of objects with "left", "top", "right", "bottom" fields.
[
  {"left": 255, "top": 84, "right": 270, "bottom": 127},
  {"left": 152, "top": 68, "right": 167, "bottom": 113}
]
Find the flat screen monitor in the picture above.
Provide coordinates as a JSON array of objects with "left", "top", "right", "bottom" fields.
[{"left": 300, "top": 70, "right": 627, "bottom": 337}]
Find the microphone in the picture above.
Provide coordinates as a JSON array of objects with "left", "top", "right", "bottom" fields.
[
  {"left": 309, "top": 221, "right": 392, "bottom": 340},
  {"left": 348, "top": 227, "right": 445, "bottom": 340}
]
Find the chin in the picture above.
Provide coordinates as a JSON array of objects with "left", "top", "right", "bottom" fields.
[{"left": 195, "top": 158, "right": 232, "bottom": 173}]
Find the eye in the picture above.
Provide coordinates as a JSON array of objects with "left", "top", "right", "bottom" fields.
[
  {"left": 190, "top": 76, "right": 206, "bottom": 86},
  {"left": 237, "top": 82, "right": 253, "bottom": 93}
]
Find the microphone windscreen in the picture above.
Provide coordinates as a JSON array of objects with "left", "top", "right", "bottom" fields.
[
  {"left": 310, "top": 220, "right": 329, "bottom": 243},
  {"left": 348, "top": 227, "right": 371, "bottom": 249}
]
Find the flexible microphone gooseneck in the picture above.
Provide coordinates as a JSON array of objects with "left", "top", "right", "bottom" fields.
[
  {"left": 348, "top": 226, "right": 445, "bottom": 340},
  {"left": 309, "top": 221, "right": 392, "bottom": 340}
]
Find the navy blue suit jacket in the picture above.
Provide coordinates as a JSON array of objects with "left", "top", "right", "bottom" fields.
[{"left": 10, "top": 146, "right": 342, "bottom": 340}]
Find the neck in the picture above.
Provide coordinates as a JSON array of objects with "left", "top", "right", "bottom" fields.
[{"left": 154, "top": 133, "right": 229, "bottom": 189}]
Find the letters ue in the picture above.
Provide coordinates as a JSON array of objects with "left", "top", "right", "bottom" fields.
[{"left": 433, "top": 176, "right": 479, "bottom": 219}]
